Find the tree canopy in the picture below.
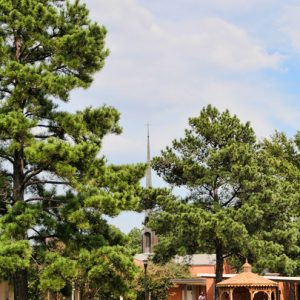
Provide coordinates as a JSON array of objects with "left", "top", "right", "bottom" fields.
[
  {"left": 148, "top": 105, "right": 299, "bottom": 300},
  {"left": 0, "top": 0, "right": 146, "bottom": 299},
  {"left": 132, "top": 261, "right": 190, "bottom": 300}
]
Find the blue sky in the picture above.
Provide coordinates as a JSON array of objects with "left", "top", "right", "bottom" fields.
[{"left": 69, "top": 0, "right": 300, "bottom": 233}]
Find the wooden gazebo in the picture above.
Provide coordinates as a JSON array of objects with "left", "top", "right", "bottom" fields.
[{"left": 217, "top": 261, "right": 278, "bottom": 300}]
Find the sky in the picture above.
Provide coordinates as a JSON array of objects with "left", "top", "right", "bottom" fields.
[{"left": 69, "top": 0, "right": 300, "bottom": 233}]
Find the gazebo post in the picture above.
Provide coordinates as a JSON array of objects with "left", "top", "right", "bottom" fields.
[
  {"left": 229, "top": 288, "right": 233, "bottom": 300},
  {"left": 249, "top": 288, "right": 254, "bottom": 300}
]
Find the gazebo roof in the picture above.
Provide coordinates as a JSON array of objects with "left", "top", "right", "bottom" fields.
[{"left": 217, "top": 261, "right": 278, "bottom": 288}]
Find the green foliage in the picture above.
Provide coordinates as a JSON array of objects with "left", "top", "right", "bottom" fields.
[
  {"left": 0, "top": 0, "right": 147, "bottom": 298},
  {"left": 253, "top": 131, "right": 300, "bottom": 275},
  {"left": 133, "top": 261, "right": 190, "bottom": 300},
  {"left": 76, "top": 246, "right": 138, "bottom": 299},
  {"left": 149, "top": 105, "right": 300, "bottom": 300},
  {"left": 127, "top": 227, "right": 143, "bottom": 255},
  {"left": 39, "top": 252, "right": 77, "bottom": 292},
  {"left": 0, "top": 238, "right": 31, "bottom": 278},
  {"left": 151, "top": 105, "right": 257, "bottom": 254}
]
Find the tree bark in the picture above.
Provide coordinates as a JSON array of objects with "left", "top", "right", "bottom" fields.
[
  {"left": 215, "top": 239, "right": 224, "bottom": 300},
  {"left": 13, "top": 31, "right": 28, "bottom": 297},
  {"left": 12, "top": 270, "right": 28, "bottom": 300},
  {"left": 13, "top": 147, "right": 28, "bottom": 300}
]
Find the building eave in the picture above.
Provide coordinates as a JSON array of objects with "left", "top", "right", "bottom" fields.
[
  {"left": 198, "top": 273, "right": 300, "bottom": 282},
  {"left": 172, "top": 278, "right": 206, "bottom": 286}
]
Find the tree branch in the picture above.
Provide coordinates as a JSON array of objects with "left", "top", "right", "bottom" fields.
[
  {"left": 25, "top": 197, "right": 47, "bottom": 203},
  {"left": 23, "top": 168, "right": 50, "bottom": 191},
  {"left": 26, "top": 53, "right": 52, "bottom": 64},
  {"left": 25, "top": 180, "right": 70, "bottom": 187},
  {"left": 221, "top": 186, "right": 241, "bottom": 207},
  {"left": 22, "top": 43, "right": 41, "bottom": 61},
  {"left": 23, "top": 162, "right": 51, "bottom": 185},
  {"left": 0, "top": 153, "right": 14, "bottom": 164},
  {"left": 34, "top": 135, "right": 56, "bottom": 139},
  {"left": 24, "top": 166, "right": 44, "bottom": 178},
  {"left": 44, "top": 209, "right": 62, "bottom": 221},
  {"left": 28, "top": 227, "right": 57, "bottom": 246},
  {"left": 25, "top": 197, "right": 62, "bottom": 203},
  {"left": 37, "top": 124, "right": 59, "bottom": 129},
  {"left": 0, "top": 88, "right": 12, "bottom": 94}
]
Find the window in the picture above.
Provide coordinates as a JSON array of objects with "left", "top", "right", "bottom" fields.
[{"left": 144, "top": 232, "right": 151, "bottom": 252}]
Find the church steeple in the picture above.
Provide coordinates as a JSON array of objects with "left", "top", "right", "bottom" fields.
[
  {"left": 145, "top": 124, "right": 152, "bottom": 220},
  {"left": 146, "top": 123, "right": 152, "bottom": 188},
  {"left": 142, "top": 124, "right": 158, "bottom": 253}
]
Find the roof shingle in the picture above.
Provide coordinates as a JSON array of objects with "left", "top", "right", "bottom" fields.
[{"left": 217, "top": 261, "right": 278, "bottom": 287}]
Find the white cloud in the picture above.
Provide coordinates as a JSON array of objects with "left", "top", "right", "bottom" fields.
[
  {"left": 76, "top": 0, "right": 300, "bottom": 232},
  {"left": 84, "top": 0, "right": 283, "bottom": 77},
  {"left": 169, "top": 17, "right": 283, "bottom": 71},
  {"left": 80, "top": 0, "right": 294, "bottom": 149},
  {"left": 81, "top": 0, "right": 285, "bottom": 135},
  {"left": 198, "top": 0, "right": 278, "bottom": 12}
]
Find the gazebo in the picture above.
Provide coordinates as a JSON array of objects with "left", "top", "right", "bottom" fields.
[{"left": 217, "top": 261, "right": 278, "bottom": 300}]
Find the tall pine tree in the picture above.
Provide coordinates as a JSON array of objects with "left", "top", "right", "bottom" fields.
[
  {"left": 0, "top": 1, "right": 146, "bottom": 299},
  {"left": 149, "top": 106, "right": 299, "bottom": 300}
]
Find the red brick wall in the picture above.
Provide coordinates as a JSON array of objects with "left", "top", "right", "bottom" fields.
[
  {"left": 169, "top": 286, "right": 182, "bottom": 300},
  {"left": 278, "top": 281, "right": 298, "bottom": 300},
  {"left": 188, "top": 264, "right": 235, "bottom": 300}
]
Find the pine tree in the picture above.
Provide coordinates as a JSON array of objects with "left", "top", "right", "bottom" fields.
[
  {"left": 0, "top": 1, "right": 146, "bottom": 299},
  {"left": 257, "top": 132, "right": 300, "bottom": 274},
  {"left": 149, "top": 105, "right": 298, "bottom": 300}
]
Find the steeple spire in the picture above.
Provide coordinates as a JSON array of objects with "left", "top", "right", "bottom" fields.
[
  {"left": 146, "top": 123, "right": 152, "bottom": 188},
  {"left": 142, "top": 123, "right": 158, "bottom": 253}
]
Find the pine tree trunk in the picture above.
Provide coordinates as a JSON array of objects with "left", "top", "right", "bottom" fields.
[
  {"left": 12, "top": 32, "right": 29, "bottom": 300},
  {"left": 13, "top": 149, "right": 28, "bottom": 300},
  {"left": 12, "top": 270, "right": 28, "bottom": 300},
  {"left": 214, "top": 240, "right": 224, "bottom": 300}
]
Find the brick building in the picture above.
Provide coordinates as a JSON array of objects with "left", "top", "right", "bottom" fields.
[{"left": 134, "top": 253, "right": 300, "bottom": 300}]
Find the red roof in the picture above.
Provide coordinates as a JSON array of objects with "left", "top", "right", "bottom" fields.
[
  {"left": 217, "top": 261, "right": 278, "bottom": 288},
  {"left": 217, "top": 271, "right": 278, "bottom": 287}
]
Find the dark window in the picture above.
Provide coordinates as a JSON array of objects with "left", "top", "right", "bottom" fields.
[{"left": 145, "top": 232, "right": 151, "bottom": 252}]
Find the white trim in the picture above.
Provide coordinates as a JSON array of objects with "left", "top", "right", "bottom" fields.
[{"left": 197, "top": 273, "right": 300, "bottom": 282}]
